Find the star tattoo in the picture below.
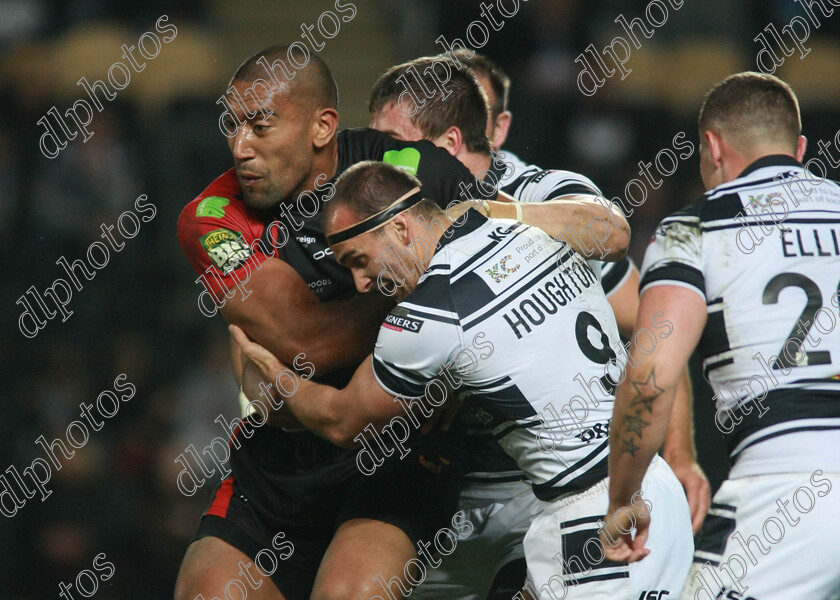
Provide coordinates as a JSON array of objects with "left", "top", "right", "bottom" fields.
[
  {"left": 623, "top": 410, "right": 650, "bottom": 438},
  {"left": 621, "top": 437, "right": 640, "bottom": 457},
  {"left": 629, "top": 369, "right": 665, "bottom": 413}
]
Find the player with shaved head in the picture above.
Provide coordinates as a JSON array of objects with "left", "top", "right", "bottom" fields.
[
  {"left": 176, "top": 42, "right": 618, "bottom": 600},
  {"left": 176, "top": 44, "right": 500, "bottom": 600}
]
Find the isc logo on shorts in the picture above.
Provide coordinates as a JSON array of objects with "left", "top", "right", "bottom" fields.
[{"left": 638, "top": 592, "right": 671, "bottom": 600}]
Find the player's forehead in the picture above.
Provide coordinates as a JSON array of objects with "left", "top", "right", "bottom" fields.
[
  {"left": 370, "top": 102, "right": 425, "bottom": 142},
  {"left": 328, "top": 206, "right": 389, "bottom": 262},
  {"left": 332, "top": 233, "right": 382, "bottom": 266},
  {"left": 226, "top": 78, "right": 296, "bottom": 119},
  {"left": 325, "top": 203, "right": 360, "bottom": 236}
]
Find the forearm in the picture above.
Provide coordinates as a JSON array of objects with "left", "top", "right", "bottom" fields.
[
  {"left": 608, "top": 358, "right": 677, "bottom": 509},
  {"left": 662, "top": 369, "right": 698, "bottom": 464},
  {"left": 226, "top": 289, "right": 392, "bottom": 375},
  {"left": 609, "top": 285, "right": 708, "bottom": 508},
  {"left": 276, "top": 378, "right": 355, "bottom": 445},
  {"left": 241, "top": 359, "right": 304, "bottom": 428},
  {"left": 486, "top": 195, "right": 630, "bottom": 261},
  {"left": 265, "top": 361, "right": 383, "bottom": 448},
  {"left": 232, "top": 327, "right": 409, "bottom": 450}
]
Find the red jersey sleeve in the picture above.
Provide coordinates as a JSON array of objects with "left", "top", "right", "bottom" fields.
[{"left": 178, "top": 168, "right": 271, "bottom": 298}]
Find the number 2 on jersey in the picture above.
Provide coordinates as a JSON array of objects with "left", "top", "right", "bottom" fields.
[{"left": 762, "top": 272, "right": 839, "bottom": 370}]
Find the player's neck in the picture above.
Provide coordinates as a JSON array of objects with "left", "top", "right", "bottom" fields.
[
  {"left": 294, "top": 138, "right": 340, "bottom": 200},
  {"left": 458, "top": 150, "right": 493, "bottom": 180},
  {"left": 722, "top": 148, "right": 798, "bottom": 185}
]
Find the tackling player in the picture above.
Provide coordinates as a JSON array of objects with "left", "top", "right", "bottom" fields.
[
  {"left": 602, "top": 73, "right": 840, "bottom": 599},
  {"left": 367, "top": 54, "right": 708, "bottom": 599},
  {"left": 233, "top": 159, "right": 694, "bottom": 599},
  {"left": 176, "top": 45, "right": 502, "bottom": 600},
  {"left": 176, "top": 44, "right": 617, "bottom": 600}
]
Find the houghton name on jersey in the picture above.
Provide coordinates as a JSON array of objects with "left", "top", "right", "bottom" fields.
[
  {"left": 460, "top": 150, "right": 634, "bottom": 482},
  {"left": 641, "top": 155, "right": 840, "bottom": 477},
  {"left": 372, "top": 210, "right": 623, "bottom": 500}
]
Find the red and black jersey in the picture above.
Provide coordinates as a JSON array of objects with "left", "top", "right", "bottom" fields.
[{"left": 179, "top": 127, "right": 494, "bottom": 303}]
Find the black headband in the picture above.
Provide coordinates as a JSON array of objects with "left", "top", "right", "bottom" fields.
[{"left": 327, "top": 187, "right": 424, "bottom": 245}]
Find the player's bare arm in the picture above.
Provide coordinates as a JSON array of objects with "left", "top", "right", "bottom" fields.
[
  {"left": 480, "top": 194, "right": 630, "bottom": 261},
  {"left": 231, "top": 324, "right": 403, "bottom": 447},
  {"left": 608, "top": 264, "right": 711, "bottom": 533},
  {"left": 601, "top": 284, "right": 706, "bottom": 562},
  {"left": 663, "top": 368, "right": 711, "bottom": 533},
  {"left": 220, "top": 258, "right": 393, "bottom": 375}
]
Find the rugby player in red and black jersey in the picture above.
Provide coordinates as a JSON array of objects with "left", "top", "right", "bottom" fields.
[{"left": 176, "top": 46, "right": 503, "bottom": 600}]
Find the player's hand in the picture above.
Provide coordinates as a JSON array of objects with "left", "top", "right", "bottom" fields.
[
  {"left": 241, "top": 358, "right": 304, "bottom": 429},
  {"left": 600, "top": 502, "right": 651, "bottom": 563},
  {"left": 230, "top": 324, "right": 286, "bottom": 384},
  {"left": 668, "top": 459, "right": 711, "bottom": 533}
]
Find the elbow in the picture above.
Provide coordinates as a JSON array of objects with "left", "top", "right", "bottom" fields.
[
  {"left": 327, "top": 425, "right": 363, "bottom": 449},
  {"left": 604, "top": 212, "right": 631, "bottom": 261},
  {"left": 610, "top": 225, "right": 631, "bottom": 261}
]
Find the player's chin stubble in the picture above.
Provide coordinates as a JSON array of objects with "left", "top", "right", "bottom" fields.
[{"left": 241, "top": 180, "right": 283, "bottom": 210}]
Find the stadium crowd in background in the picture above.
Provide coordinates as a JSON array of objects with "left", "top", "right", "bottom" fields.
[{"left": 2, "top": 1, "right": 840, "bottom": 598}]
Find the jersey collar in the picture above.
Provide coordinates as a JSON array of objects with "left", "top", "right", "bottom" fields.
[
  {"left": 488, "top": 152, "right": 509, "bottom": 184},
  {"left": 738, "top": 154, "right": 803, "bottom": 179}
]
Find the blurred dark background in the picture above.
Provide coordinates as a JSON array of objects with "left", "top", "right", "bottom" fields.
[{"left": 1, "top": 1, "right": 838, "bottom": 598}]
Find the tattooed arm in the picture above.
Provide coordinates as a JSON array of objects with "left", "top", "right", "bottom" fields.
[{"left": 600, "top": 285, "right": 707, "bottom": 562}]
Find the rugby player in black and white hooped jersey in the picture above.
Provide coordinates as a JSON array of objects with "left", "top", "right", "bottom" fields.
[
  {"left": 602, "top": 73, "right": 840, "bottom": 599},
  {"left": 367, "top": 55, "right": 708, "bottom": 599},
  {"left": 232, "top": 160, "right": 694, "bottom": 599}
]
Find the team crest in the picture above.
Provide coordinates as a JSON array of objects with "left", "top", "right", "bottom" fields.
[
  {"left": 486, "top": 255, "right": 520, "bottom": 283},
  {"left": 747, "top": 192, "right": 785, "bottom": 209}
]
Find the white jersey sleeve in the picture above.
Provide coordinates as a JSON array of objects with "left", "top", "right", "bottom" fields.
[
  {"left": 639, "top": 200, "right": 706, "bottom": 300},
  {"left": 371, "top": 281, "right": 465, "bottom": 400},
  {"left": 496, "top": 150, "right": 602, "bottom": 204},
  {"left": 496, "top": 150, "right": 629, "bottom": 296}
]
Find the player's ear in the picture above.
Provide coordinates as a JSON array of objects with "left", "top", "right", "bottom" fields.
[
  {"left": 704, "top": 130, "right": 724, "bottom": 168},
  {"left": 391, "top": 213, "right": 411, "bottom": 246},
  {"left": 795, "top": 134, "right": 807, "bottom": 162},
  {"left": 435, "top": 126, "right": 463, "bottom": 156},
  {"left": 312, "top": 107, "right": 339, "bottom": 149},
  {"left": 492, "top": 111, "right": 512, "bottom": 150}
]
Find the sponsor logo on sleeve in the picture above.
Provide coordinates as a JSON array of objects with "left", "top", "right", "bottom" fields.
[
  {"left": 195, "top": 196, "right": 230, "bottom": 218},
  {"left": 383, "top": 147, "right": 421, "bottom": 175},
  {"left": 383, "top": 310, "right": 424, "bottom": 333},
  {"left": 200, "top": 229, "right": 251, "bottom": 273}
]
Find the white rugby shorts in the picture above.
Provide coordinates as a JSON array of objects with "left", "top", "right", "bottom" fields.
[
  {"left": 681, "top": 471, "right": 840, "bottom": 600},
  {"left": 524, "top": 455, "right": 693, "bottom": 599}
]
